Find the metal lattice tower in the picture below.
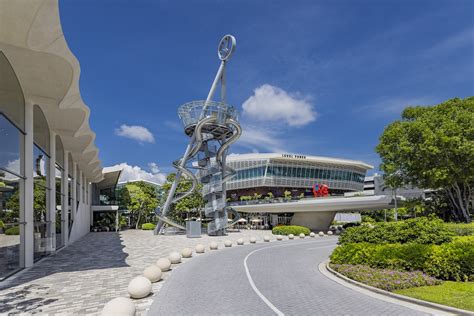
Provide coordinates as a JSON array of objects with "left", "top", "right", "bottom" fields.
[{"left": 154, "top": 35, "right": 241, "bottom": 236}]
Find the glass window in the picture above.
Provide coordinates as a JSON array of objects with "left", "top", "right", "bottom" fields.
[
  {"left": 0, "top": 52, "right": 25, "bottom": 131},
  {"left": 33, "top": 145, "right": 51, "bottom": 262},
  {"left": 33, "top": 106, "right": 50, "bottom": 156},
  {"left": 0, "top": 169, "right": 23, "bottom": 280},
  {"left": 55, "top": 136, "right": 64, "bottom": 168},
  {"left": 55, "top": 165, "right": 63, "bottom": 249},
  {"left": 0, "top": 114, "right": 22, "bottom": 177}
]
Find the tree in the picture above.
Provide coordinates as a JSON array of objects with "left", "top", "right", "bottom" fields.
[
  {"left": 160, "top": 173, "right": 204, "bottom": 221},
  {"left": 376, "top": 97, "right": 474, "bottom": 222},
  {"left": 120, "top": 183, "right": 158, "bottom": 229}
]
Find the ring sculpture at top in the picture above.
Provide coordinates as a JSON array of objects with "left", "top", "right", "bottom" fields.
[{"left": 154, "top": 34, "right": 241, "bottom": 236}]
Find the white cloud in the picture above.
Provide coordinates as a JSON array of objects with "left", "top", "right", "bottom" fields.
[
  {"left": 237, "top": 124, "right": 286, "bottom": 153},
  {"left": 357, "top": 96, "right": 438, "bottom": 117},
  {"left": 115, "top": 124, "right": 155, "bottom": 143},
  {"left": 148, "top": 162, "right": 160, "bottom": 174},
  {"left": 114, "top": 162, "right": 166, "bottom": 185},
  {"left": 1, "top": 159, "right": 20, "bottom": 180},
  {"left": 242, "top": 84, "right": 317, "bottom": 127}
]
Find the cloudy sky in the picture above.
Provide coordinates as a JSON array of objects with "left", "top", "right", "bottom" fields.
[{"left": 60, "top": 0, "right": 474, "bottom": 183}]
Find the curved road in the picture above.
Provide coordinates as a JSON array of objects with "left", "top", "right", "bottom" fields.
[{"left": 150, "top": 238, "right": 430, "bottom": 315}]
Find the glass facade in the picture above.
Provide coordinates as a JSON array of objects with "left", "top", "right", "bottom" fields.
[
  {"left": 0, "top": 52, "right": 25, "bottom": 280},
  {"left": 55, "top": 165, "right": 63, "bottom": 249},
  {"left": 227, "top": 157, "right": 368, "bottom": 193},
  {"left": 33, "top": 145, "right": 51, "bottom": 261}
]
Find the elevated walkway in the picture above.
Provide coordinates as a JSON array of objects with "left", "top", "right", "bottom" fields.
[{"left": 232, "top": 195, "right": 395, "bottom": 231}]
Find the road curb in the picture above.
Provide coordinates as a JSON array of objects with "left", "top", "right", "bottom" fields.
[{"left": 324, "top": 261, "right": 474, "bottom": 316}]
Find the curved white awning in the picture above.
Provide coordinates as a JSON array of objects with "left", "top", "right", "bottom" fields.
[{"left": 0, "top": 0, "right": 103, "bottom": 182}]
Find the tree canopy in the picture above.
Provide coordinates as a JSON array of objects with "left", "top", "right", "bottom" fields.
[
  {"left": 376, "top": 97, "right": 474, "bottom": 222},
  {"left": 120, "top": 182, "right": 159, "bottom": 228}
]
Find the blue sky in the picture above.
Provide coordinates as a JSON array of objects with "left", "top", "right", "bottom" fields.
[{"left": 60, "top": 0, "right": 474, "bottom": 182}]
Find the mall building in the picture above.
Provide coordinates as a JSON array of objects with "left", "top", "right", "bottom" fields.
[
  {"left": 0, "top": 0, "right": 104, "bottom": 280},
  {"left": 226, "top": 153, "right": 369, "bottom": 199},
  {"left": 227, "top": 153, "right": 395, "bottom": 230}
]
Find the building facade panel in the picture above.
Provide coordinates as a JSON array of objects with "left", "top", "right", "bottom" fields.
[{"left": 226, "top": 154, "right": 369, "bottom": 195}]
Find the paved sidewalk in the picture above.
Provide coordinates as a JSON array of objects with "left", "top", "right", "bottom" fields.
[
  {"left": 150, "top": 237, "right": 430, "bottom": 316},
  {"left": 0, "top": 229, "right": 270, "bottom": 315}
]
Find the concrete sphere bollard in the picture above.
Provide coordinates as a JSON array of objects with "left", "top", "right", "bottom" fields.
[
  {"left": 288, "top": 234, "right": 295, "bottom": 239},
  {"left": 101, "top": 297, "right": 136, "bottom": 316},
  {"left": 276, "top": 235, "right": 283, "bottom": 241},
  {"left": 224, "top": 240, "right": 232, "bottom": 247},
  {"left": 327, "top": 230, "right": 333, "bottom": 235},
  {"left": 249, "top": 237, "right": 257, "bottom": 243},
  {"left": 181, "top": 247, "right": 193, "bottom": 258},
  {"left": 156, "top": 258, "right": 171, "bottom": 271},
  {"left": 319, "top": 231, "right": 325, "bottom": 237},
  {"left": 143, "top": 265, "right": 162, "bottom": 282},
  {"left": 209, "top": 242, "right": 218, "bottom": 250},
  {"left": 299, "top": 233, "right": 305, "bottom": 239},
  {"left": 127, "top": 276, "right": 152, "bottom": 299},
  {"left": 237, "top": 238, "right": 244, "bottom": 245},
  {"left": 310, "top": 232, "right": 316, "bottom": 237},
  {"left": 263, "top": 235, "right": 271, "bottom": 242},
  {"left": 195, "top": 244, "right": 205, "bottom": 253},
  {"left": 169, "top": 251, "right": 182, "bottom": 264}
]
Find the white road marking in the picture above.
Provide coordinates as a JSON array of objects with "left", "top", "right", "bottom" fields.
[{"left": 243, "top": 239, "right": 337, "bottom": 316}]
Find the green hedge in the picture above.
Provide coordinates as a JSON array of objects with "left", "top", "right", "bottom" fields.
[
  {"left": 5, "top": 226, "right": 20, "bottom": 235},
  {"left": 330, "top": 236, "right": 474, "bottom": 281},
  {"left": 339, "top": 217, "right": 453, "bottom": 245},
  {"left": 444, "top": 222, "right": 474, "bottom": 236},
  {"left": 141, "top": 223, "right": 156, "bottom": 230},
  {"left": 272, "top": 225, "right": 310, "bottom": 236}
]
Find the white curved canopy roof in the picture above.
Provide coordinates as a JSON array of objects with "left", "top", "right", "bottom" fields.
[
  {"left": 227, "top": 153, "right": 373, "bottom": 170},
  {"left": 0, "top": 0, "right": 103, "bottom": 182},
  {"left": 233, "top": 195, "right": 393, "bottom": 213}
]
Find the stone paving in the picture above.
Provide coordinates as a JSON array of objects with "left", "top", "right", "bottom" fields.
[{"left": 0, "top": 229, "right": 270, "bottom": 315}]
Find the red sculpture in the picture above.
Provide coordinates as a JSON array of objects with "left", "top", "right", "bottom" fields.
[{"left": 312, "top": 184, "right": 329, "bottom": 197}]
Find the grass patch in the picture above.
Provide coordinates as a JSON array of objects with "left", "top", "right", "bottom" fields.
[{"left": 394, "top": 281, "right": 474, "bottom": 311}]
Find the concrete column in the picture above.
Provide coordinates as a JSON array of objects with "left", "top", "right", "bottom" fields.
[
  {"left": 72, "top": 162, "right": 77, "bottom": 220},
  {"left": 21, "top": 101, "right": 34, "bottom": 267},
  {"left": 62, "top": 150, "right": 69, "bottom": 246},
  {"left": 85, "top": 178, "right": 89, "bottom": 205},
  {"left": 79, "top": 170, "right": 83, "bottom": 205},
  {"left": 48, "top": 131, "right": 56, "bottom": 251}
]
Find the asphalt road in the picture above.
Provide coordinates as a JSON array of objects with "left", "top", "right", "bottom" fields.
[{"left": 149, "top": 237, "right": 430, "bottom": 315}]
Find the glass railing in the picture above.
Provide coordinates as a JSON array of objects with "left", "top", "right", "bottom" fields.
[
  {"left": 178, "top": 100, "right": 238, "bottom": 128},
  {"left": 228, "top": 195, "right": 354, "bottom": 206}
]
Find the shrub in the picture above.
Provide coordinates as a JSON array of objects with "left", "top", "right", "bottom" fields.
[
  {"left": 444, "top": 222, "right": 474, "bottom": 236},
  {"left": 141, "top": 223, "right": 156, "bottom": 230},
  {"left": 0, "top": 220, "right": 4, "bottom": 229},
  {"left": 5, "top": 226, "right": 20, "bottom": 235},
  {"left": 361, "top": 215, "right": 376, "bottom": 224},
  {"left": 424, "top": 236, "right": 474, "bottom": 281},
  {"left": 272, "top": 225, "right": 310, "bottom": 236},
  {"left": 339, "top": 217, "right": 453, "bottom": 245},
  {"left": 330, "top": 264, "right": 441, "bottom": 291},
  {"left": 342, "top": 222, "right": 360, "bottom": 229},
  {"left": 330, "top": 236, "right": 474, "bottom": 281}
]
